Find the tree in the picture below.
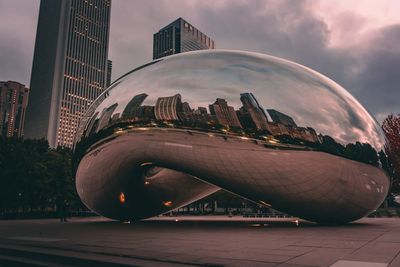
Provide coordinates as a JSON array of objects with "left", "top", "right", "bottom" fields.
[
  {"left": 0, "top": 137, "right": 81, "bottom": 216},
  {"left": 382, "top": 114, "right": 400, "bottom": 195}
]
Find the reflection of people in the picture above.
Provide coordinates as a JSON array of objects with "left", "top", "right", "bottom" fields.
[{"left": 57, "top": 197, "right": 69, "bottom": 222}]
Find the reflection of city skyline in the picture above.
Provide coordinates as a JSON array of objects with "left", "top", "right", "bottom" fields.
[
  {"left": 83, "top": 91, "right": 320, "bottom": 144},
  {"left": 73, "top": 50, "right": 386, "bottom": 154},
  {"left": 76, "top": 89, "right": 385, "bottom": 170},
  {"left": 75, "top": 85, "right": 385, "bottom": 169}
]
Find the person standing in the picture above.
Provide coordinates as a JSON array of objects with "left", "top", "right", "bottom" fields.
[{"left": 57, "top": 197, "right": 68, "bottom": 222}]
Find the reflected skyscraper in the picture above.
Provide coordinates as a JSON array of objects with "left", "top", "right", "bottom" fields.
[
  {"left": 239, "top": 93, "right": 270, "bottom": 131},
  {"left": 121, "top": 93, "right": 148, "bottom": 119},
  {"left": 267, "top": 109, "right": 297, "bottom": 127},
  {"left": 154, "top": 94, "right": 182, "bottom": 121},
  {"left": 96, "top": 103, "right": 118, "bottom": 132},
  {"left": 25, "top": 0, "right": 111, "bottom": 148},
  {"left": 198, "top": 107, "right": 207, "bottom": 115},
  {"left": 182, "top": 102, "right": 192, "bottom": 113},
  {"left": 153, "top": 18, "right": 215, "bottom": 60},
  {"left": 209, "top": 98, "right": 242, "bottom": 128}
]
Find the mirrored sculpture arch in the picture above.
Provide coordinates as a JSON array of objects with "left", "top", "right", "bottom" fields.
[{"left": 73, "top": 50, "right": 390, "bottom": 223}]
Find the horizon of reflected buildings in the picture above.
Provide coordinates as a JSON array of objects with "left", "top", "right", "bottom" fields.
[
  {"left": 77, "top": 89, "right": 383, "bottom": 168},
  {"left": 86, "top": 91, "right": 320, "bottom": 141}
]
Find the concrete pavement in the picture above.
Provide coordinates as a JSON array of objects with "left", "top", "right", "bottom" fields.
[{"left": 0, "top": 216, "right": 400, "bottom": 266}]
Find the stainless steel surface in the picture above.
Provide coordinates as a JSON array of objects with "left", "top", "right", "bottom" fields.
[{"left": 73, "top": 50, "right": 390, "bottom": 223}]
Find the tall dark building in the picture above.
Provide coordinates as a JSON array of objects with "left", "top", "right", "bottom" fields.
[
  {"left": 25, "top": 0, "right": 111, "bottom": 148},
  {"left": 267, "top": 109, "right": 297, "bottom": 127},
  {"left": 96, "top": 103, "right": 118, "bottom": 132},
  {"left": 239, "top": 93, "right": 269, "bottom": 131},
  {"left": 182, "top": 102, "right": 192, "bottom": 113},
  {"left": 0, "top": 81, "right": 29, "bottom": 138},
  {"left": 197, "top": 107, "right": 207, "bottom": 114},
  {"left": 121, "top": 93, "right": 148, "bottom": 119},
  {"left": 153, "top": 17, "right": 215, "bottom": 60},
  {"left": 106, "top": 59, "right": 112, "bottom": 87},
  {"left": 209, "top": 98, "right": 242, "bottom": 128}
]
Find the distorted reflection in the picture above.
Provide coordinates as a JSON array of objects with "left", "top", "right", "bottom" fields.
[
  {"left": 76, "top": 89, "right": 385, "bottom": 168},
  {"left": 73, "top": 50, "right": 390, "bottom": 223}
]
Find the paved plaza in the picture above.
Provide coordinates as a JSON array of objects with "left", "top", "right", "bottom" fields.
[{"left": 1, "top": 216, "right": 400, "bottom": 266}]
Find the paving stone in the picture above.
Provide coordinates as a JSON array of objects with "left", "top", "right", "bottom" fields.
[
  {"left": 286, "top": 248, "right": 353, "bottom": 267},
  {"left": 331, "top": 260, "right": 387, "bottom": 267},
  {"left": 0, "top": 217, "right": 400, "bottom": 266}
]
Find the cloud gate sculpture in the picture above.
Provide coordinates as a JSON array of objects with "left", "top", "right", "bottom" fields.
[{"left": 73, "top": 50, "right": 390, "bottom": 223}]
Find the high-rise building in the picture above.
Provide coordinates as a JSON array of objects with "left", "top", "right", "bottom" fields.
[
  {"left": 24, "top": 0, "right": 111, "bottom": 148},
  {"left": 266, "top": 121, "right": 289, "bottom": 136},
  {"left": 96, "top": 103, "right": 118, "bottom": 132},
  {"left": 209, "top": 98, "right": 242, "bottom": 128},
  {"left": 153, "top": 17, "right": 215, "bottom": 60},
  {"left": 0, "top": 81, "right": 29, "bottom": 138},
  {"left": 238, "top": 93, "right": 270, "bottom": 131},
  {"left": 121, "top": 93, "right": 148, "bottom": 119},
  {"left": 182, "top": 102, "right": 192, "bottom": 113},
  {"left": 197, "top": 107, "right": 207, "bottom": 115},
  {"left": 267, "top": 109, "right": 297, "bottom": 127},
  {"left": 106, "top": 59, "right": 112, "bottom": 87},
  {"left": 154, "top": 94, "right": 182, "bottom": 121}
]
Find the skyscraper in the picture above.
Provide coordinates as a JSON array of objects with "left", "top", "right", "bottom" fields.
[
  {"left": 267, "top": 109, "right": 297, "bottom": 127},
  {"left": 0, "top": 81, "right": 29, "bottom": 138},
  {"left": 106, "top": 60, "right": 112, "bottom": 87},
  {"left": 121, "top": 93, "right": 148, "bottom": 119},
  {"left": 96, "top": 103, "right": 118, "bottom": 132},
  {"left": 209, "top": 98, "right": 242, "bottom": 128},
  {"left": 25, "top": 0, "right": 111, "bottom": 148},
  {"left": 153, "top": 17, "right": 215, "bottom": 60},
  {"left": 154, "top": 94, "right": 182, "bottom": 121},
  {"left": 238, "top": 93, "right": 270, "bottom": 131}
]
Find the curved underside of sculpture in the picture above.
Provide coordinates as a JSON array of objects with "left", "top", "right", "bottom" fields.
[
  {"left": 73, "top": 50, "right": 391, "bottom": 223},
  {"left": 76, "top": 128, "right": 389, "bottom": 223}
]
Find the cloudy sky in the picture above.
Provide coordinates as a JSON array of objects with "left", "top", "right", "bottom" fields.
[{"left": 0, "top": 0, "right": 399, "bottom": 122}]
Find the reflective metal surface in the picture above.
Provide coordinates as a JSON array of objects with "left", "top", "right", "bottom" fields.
[{"left": 73, "top": 50, "right": 390, "bottom": 223}]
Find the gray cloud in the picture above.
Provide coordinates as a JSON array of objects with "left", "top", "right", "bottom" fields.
[
  {"left": 0, "top": 0, "right": 39, "bottom": 84},
  {"left": 353, "top": 25, "right": 400, "bottom": 116},
  {"left": 0, "top": 0, "right": 399, "bottom": 122},
  {"left": 181, "top": 0, "right": 400, "bottom": 121}
]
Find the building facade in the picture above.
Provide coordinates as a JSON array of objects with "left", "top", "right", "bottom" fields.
[
  {"left": 0, "top": 81, "right": 29, "bottom": 138},
  {"left": 96, "top": 103, "right": 118, "bottom": 132},
  {"left": 267, "top": 109, "right": 297, "bottom": 127},
  {"left": 209, "top": 98, "right": 242, "bottom": 128},
  {"left": 106, "top": 59, "right": 112, "bottom": 87},
  {"left": 153, "top": 17, "right": 215, "bottom": 60},
  {"left": 25, "top": 0, "right": 111, "bottom": 148},
  {"left": 154, "top": 94, "right": 182, "bottom": 121},
  {"left": 238, "top": 93, "right": 270, "bottom": 131},
  {"left": 121, "top": 93, "right": 148, "bottom": 119}
]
